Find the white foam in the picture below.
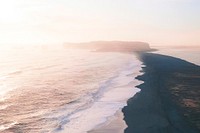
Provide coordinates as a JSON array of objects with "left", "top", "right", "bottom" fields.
[
  {"left": 0, "top": 121, "right": 17, "bottom": 131},
  {"left": 57, "top": 55, "right": 143, "bottom": 133}
]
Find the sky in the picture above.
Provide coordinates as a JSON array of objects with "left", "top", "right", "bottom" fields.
[{"left": 0, "top": 0, "right": 200, "bottom": 46}]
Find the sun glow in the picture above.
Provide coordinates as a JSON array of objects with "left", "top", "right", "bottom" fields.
[
  {"left": 0, "top": 0, "right": 199, "bottom": 46},
  {"left": 0, "top": 0, "right": 30, "bottom": 46},
  {"left": 0, "top": 1, "right": 21, "bottom": 23}
]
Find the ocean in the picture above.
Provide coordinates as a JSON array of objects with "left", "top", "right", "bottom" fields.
[
  {"left": 154, "top": 47, "right": 200, "bottom": 66},
  {"left": 0, "top": 45, "right": 142, "bottom": 133}
]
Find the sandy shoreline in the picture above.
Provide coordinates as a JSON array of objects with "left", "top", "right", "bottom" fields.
[
  {"left": 88, "top": 110, "right": 127, "bottom": 133},
  {"left": 122, "top": 52, "right": 200, "bottom": 133},
  {"left": 89, "top": 52, "right": 200, "bottom": 133}
]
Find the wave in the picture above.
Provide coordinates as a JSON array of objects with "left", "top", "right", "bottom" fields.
[
  {"left": 0, "top": 49, "right": 143, "bottom": 133},
  {"left": 0, "top": 121, "right": 18, "bottom": 132},
  {"left": 32, "top": 64, "right": 60, "bottom": 71},
  {"left": 47, "top": 58, "right": 143, "bottom": 133},
  {"left": 7, "top": 70, "right": 23, "bottom": 76}
]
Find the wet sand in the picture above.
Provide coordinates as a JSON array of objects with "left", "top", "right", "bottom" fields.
[
  {"left": 88, "top": 111, "right": 127, "bottom": 133},
  {"left": 89, "top": 52, "right": 200, "bottom": 133},
  {"left": 122, "top": 52, "right": 200, "bottom": 133}
]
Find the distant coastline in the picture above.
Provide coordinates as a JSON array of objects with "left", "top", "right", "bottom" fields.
[{"left": 63, "top": 41, "right": 154, "bottom": 52}]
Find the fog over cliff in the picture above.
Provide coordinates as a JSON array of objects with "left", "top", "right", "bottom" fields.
[{"left": 64, "top": 41, "right": 152, "bottom": 52}]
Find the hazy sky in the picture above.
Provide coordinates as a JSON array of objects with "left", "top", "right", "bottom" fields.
[{"left": 0, "top": 0, "right": 200, "bottom": 46}]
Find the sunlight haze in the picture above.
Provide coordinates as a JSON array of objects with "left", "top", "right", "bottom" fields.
[
  {"left": 0, "top": 1, "right": 200, "bottom": 132},
  {"left": 0, "top": 0, "right": 200, "bottom": 46}
]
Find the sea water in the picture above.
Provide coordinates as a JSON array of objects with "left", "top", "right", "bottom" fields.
[
  {"left": 0, "top": 45, "right": 142, "bottom": 133},
  {"left": 154, "top": 47, "right": 200, "bottom": 66}
]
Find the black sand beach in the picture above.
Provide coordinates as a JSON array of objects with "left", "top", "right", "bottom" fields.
[{"left": 122, "top": 53, "right": 200, "bottom": 133}]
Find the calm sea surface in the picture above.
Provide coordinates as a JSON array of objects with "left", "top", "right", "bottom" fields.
[{"left": 154, "top": 47, "right": 200, "bottom": 66}]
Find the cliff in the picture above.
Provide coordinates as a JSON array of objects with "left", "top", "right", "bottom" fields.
[{"left": 63, "top": 41, "right": 152, "bottom": 52}]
